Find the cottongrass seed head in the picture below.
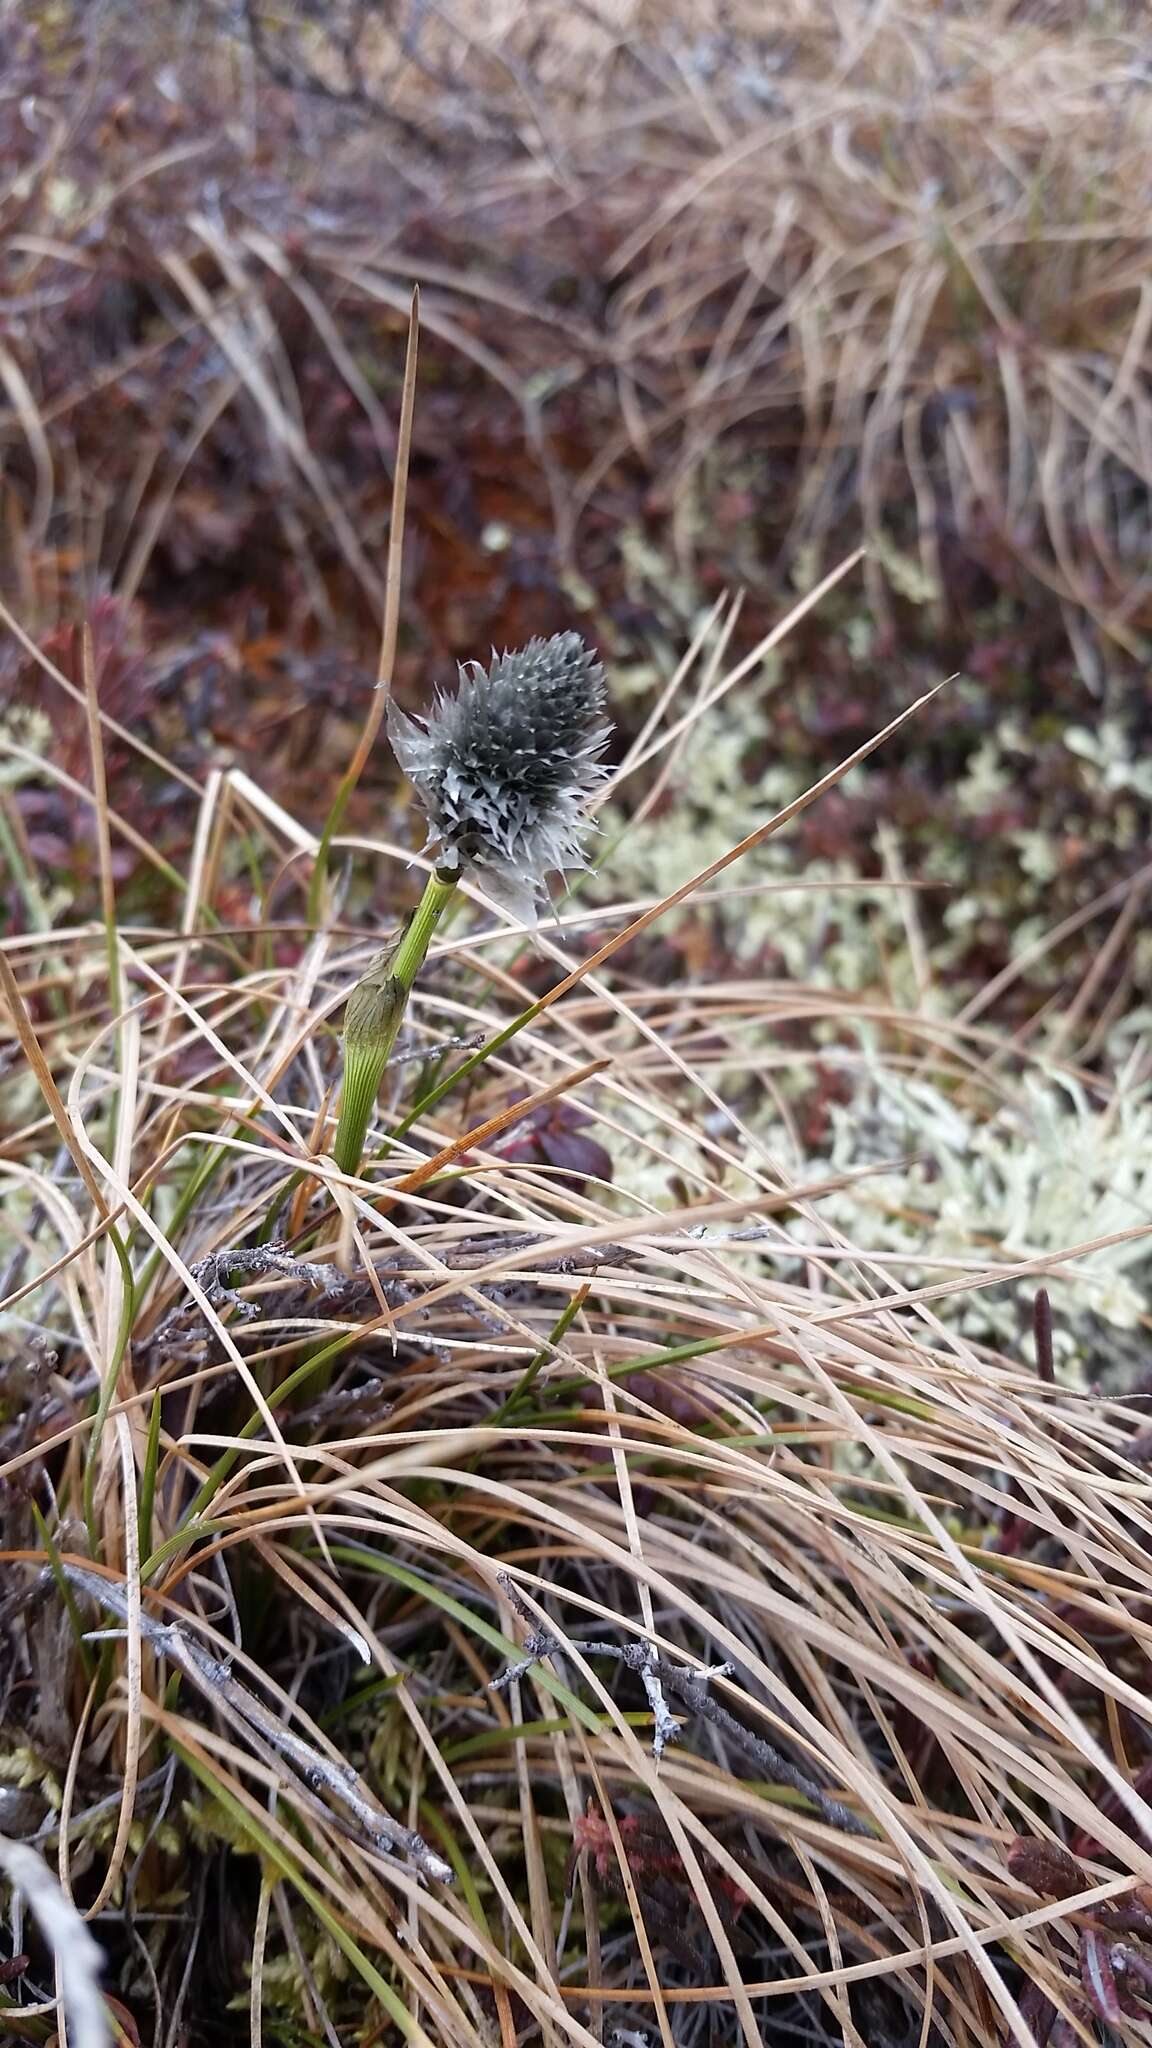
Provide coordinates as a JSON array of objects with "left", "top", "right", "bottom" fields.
[{"left": 388, "top": 631, "right": 611, "bottom": 920}]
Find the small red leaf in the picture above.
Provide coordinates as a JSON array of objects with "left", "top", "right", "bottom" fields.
[
  {"left": 1007, "top": 1836, "right": 1086, "bottom": 1900},
  {"left": 540, "top": 1129, "right": 614, "bottom": 1183},
  {"left": 1018, "top": 1982, "right": 1055, "bottom": 2047}
]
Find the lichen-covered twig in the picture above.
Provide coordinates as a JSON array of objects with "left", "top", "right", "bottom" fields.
[
  {"left": 492, "top": 1575, "right": 869, "bottom": 1837},
  {"left": 57, "top": 1566, "right": 453, "bottom": 1887},
  {"left": 637, "top": 1647, "right": 680, "bottom": 1762},
  {"left": 151, "top": 1243, "right": 345, "bottom": 1342},
  {"left": 387, "top": 1028, "right": 486, "bottom": 1070},
  {"left": 369, "top": 1232, "right": 643, "bottom": 1279}
]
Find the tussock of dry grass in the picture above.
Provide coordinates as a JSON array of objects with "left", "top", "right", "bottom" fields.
[
  {"left": 3, "top": 579, "right": 1152, "bottom": 2046},
  {"left": 2, "top": 7, "right": 1152, "bottom": 2044}
]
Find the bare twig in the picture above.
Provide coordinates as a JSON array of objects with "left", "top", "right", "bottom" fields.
[
  {"left": 1033, "top": 1289, "right": 1056, "bottom": 1384},
  {"left": 492, "top": 1576, "right": 869, "bottom": 1837}
]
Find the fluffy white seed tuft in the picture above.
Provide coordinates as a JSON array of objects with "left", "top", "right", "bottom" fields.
[{"left": 388, "top": 631, "right": 611, "bottom": 921}]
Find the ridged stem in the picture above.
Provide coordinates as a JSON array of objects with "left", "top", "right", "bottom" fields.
[{"left": 331, "top": 870, "right": 458, "bottom": 1177}]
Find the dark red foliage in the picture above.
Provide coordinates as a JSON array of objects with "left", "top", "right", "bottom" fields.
[
  {"left": 1007, "top": 1835, "right": 1087, "bottom": 1902},
  {"left": 572, "top": 1799, "right": 748, "bottom": 1913},
  {"left": 571, "top": 1799, "right": 753, "bottom": 1973},
  {"left": 495, "top": 1096, "right": 614, "bottom": 1191},
  {"left": 1008, "top": 1832, "right": 1152, "bottom": 2038},
  {"left": 1071, "top": 1759, "right": 1152, "bottom": 1861}
]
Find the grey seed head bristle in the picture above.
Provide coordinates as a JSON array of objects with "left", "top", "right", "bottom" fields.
[{"left": 388, "top": 632, "right": 611, "bottom": 921}]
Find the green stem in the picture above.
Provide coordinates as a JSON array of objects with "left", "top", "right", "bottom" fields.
[
  {"left": 389, "top": 869, "right": 459, "bottom": 982},
  {"left": 489, "top": 1284, "right": 590, "bottom": 1427},
  {"left": 330, "top": 870, "right": 457, "bottom": 1178}
]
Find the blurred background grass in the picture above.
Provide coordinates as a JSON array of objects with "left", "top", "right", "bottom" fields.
[{"left": 4, "top": 0, "right": 1152, "bottom": 1024}]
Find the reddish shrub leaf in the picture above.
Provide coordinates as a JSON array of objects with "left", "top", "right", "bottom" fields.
[
  {"left": 1007, "top": 1836, "right": 1086, "bottom": 1900},
  {"left": 1018, "top": 1981, "right": 1055, "bottom": 2047}
]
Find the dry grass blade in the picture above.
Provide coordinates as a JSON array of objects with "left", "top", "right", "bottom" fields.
[
  {"left": 7, "top": 644, "right": 1152, "bottom": 2036},
  {"left": 5, "top": 13, "right": 1152, "bottom": 2040},
  {"left": 309, "top": 284, "right": 421, "bottom": 922},
  {"left": 0, "top": 1836, "right": 107, "bottom": 2048}
]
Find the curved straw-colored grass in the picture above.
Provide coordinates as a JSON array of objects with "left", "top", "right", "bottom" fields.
[
  {"left": 2, "top": 8, "right": 1152, "bottom": 2038},
  {"left": 3, "top": 577, "right": 1152, "bottom": 2046}
]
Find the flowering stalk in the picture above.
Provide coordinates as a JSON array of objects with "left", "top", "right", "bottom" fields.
[
  {"left": 331, "top": 871, "right": 457, "bottom": 1177},
  {"left": 332, "top": 632, "right": 610, "bottom": 1178}
]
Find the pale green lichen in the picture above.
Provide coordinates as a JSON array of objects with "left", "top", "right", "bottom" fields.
[
  {"left": 597, "top": 1104, "right": 752, "bottom": 1212},
  {"left": 869, "top": 533, "right": 941, "bottom": 608},
  {"left": 595, "top": 684, "right": 916, "bottom": 995},
  {"left": 1065, "top": 719, "right": 1152, "bottom": 802},
  {"left": 791, "top": 1056, "right": 1152, "bottom": 1360},
  {"left": 570, "top": 558, "right": 1152, "bottom": 1378},
  {"left": 602, "top": 1050, "right": 1152, "bottom": 1374},
  {"left": 0, "top": 703, "right": 55, "bottom": 776}
]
